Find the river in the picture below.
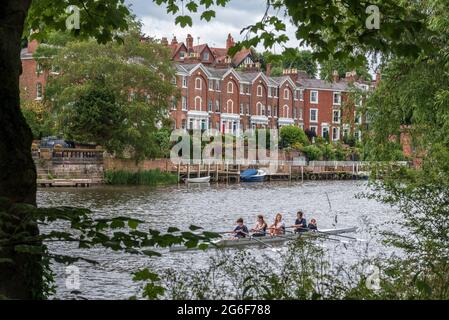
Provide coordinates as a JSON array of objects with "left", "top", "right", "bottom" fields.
[{"left": 37, "top": 180, "right": 395, "bottom": 299}]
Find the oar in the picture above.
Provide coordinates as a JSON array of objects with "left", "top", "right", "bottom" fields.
[
  {"left": 238, "top": 231, "right": 283, "bottom": 252},
  {"left": 286, "top": 226, "right": 365, "bottom": 242},
  {"left": 284, "top": 229, "right": 348, "bottom": 244}
]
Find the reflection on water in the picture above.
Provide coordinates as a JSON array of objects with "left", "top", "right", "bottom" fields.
[{"left": 37, "top": 181, "right": 394, "bottom": 300}]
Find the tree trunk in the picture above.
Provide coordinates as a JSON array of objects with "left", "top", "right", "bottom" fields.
[{"left": 0, "top": 0, "right": 43, "bottom": 299}]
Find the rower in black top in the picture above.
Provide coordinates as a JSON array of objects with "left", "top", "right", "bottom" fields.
[
  {"left": 308, "top": 218, "right": 318, "bottom": 230},
  {"left": 294, "top": 211, "right": 307, "bottom": 233},
  {"left": 233, "top": 218, "right": 249, "bottom": 238}
]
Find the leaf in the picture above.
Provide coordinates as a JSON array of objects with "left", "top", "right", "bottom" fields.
[
  {"left": 175, "top": 15, "right": 193, "bottom": 27},
  {"left": 189, "top": 225, "right": 203, "bottom": 231},
  {"left": 201, "top": 10, "right": 216, "bottom": 22},
  {"left": 142, "top": 250, "right": 162, "bottom": 257},
  {"left": 127, "top": 219, "right": 140, "bottom": 230}
]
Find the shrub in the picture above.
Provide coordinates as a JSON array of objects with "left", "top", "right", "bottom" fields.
[
  {"left": 301, "top": 145, "right": 323, "bottom": 161},
  {"left": 280, "top": 126, "right": 309, "bottom": 149},
  {"left": 104, "top": 169, "right": 178, "bottom": 186}
]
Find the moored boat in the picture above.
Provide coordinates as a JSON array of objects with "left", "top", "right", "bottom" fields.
[
  {"left": 185, "top": 176, "right": 211, "bottom": 184},
  {"left": 170, "top": 227, "right": 357, "bottom": 252},
  {"left": 240, "top": 169, "right": 267, "bottom": 182}
]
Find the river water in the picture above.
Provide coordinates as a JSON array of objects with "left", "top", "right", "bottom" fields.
[{"left": 37, "top": 181, "right": 395, "bottom": 299}]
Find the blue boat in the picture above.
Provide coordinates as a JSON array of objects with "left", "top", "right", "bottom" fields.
[{"left": 240, "top": 169, "right": 267, "bottom": 182}]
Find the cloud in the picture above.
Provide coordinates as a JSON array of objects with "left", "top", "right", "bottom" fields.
[{"left": 126, "top": 0, "right": 301, "bottom": 52}]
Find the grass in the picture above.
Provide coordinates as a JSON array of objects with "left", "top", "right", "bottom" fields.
[{"left": 104, "top": 169, "right": 178, "bottom": 186}]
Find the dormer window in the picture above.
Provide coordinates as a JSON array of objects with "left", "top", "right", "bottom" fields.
[
  {"left": 179, "top": 51, "right": 185, "bottom": 59},
  {"left": 203, "top": 52, "right": 210, "bottom": 61}
]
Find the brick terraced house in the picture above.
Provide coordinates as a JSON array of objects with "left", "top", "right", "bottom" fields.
[{"left": 20, "top": 34, "right": 375, "bottom": 141}]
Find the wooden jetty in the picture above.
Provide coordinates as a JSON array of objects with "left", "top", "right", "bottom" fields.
[{"left": 37, "top": 179, "right": 97, "bottom": 188}]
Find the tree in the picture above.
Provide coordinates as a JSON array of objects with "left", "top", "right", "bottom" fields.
[
  {"left": 64, "top": 83, "right": 125, "bottom": 151},
  {"left": 320, "top": 57, "right": 372, "bottom": 81},
  {"left": 21, "top": 100, "right": 55, "bottom": 139},
  {"left": 280, "top": 125, "right": 309, "bottom": 149},
  {"left": 0, "top": 0, "right": 443, "bottom": 300},
  {"left": 262, "top": 49, "right": 318, "bottom": 77},
  {"left": 39, "top": 29, "right": 176, "bottom": 161}
]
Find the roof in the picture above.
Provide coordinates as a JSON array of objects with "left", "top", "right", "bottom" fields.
[
  {"left": 232, "top": 48, "right": 252, "bottom": 66},
  {"left": 297, "top": 78, "right": 349, "bottom": 91}
]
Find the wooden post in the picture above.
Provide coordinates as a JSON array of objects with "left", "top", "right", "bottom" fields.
[
  {"left": 177, "top": 165, "right": 181, "bottom": 183},
  {"left": 198, "top": 164, "right": 201, "bottom": 178},
  {"left": 289, "top": 163, "right": 292, "bottom": 182},
  {"left": 226, "top": 163, "right": 229, "bottom": 184},
  {"left": 216, "top": 163, "right": 219, "bottom": 182},
  {"left": 187, "top": 164, "right": 190, "bottom": 180},
  {"left": 237, "top": 164, "right": 240, "bottom": 183},
  {"left": 301, "top": 166, "right": 304, "bottom": 182}
]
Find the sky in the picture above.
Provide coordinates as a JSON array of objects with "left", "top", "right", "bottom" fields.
[{"left": 125, "top": 0, "right": 300, "bottom": 52}]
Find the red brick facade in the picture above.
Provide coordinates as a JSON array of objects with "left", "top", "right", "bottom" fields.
[{"left": 20, "top": 35, "right": 373, "bottom": 141}]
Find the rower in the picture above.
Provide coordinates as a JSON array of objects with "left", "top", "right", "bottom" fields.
[
  {"left": 294, "top": 211, "right": 307, "bottom": 233},
  {"left": 308, "top": 218, "right": 318, "bottom": 231},
  {"left": 250, "top": 215, "right": 267, "bottom": 237},
  {"left": 233, "top": 218, "right": 249, "bottom": 238},
  {"left": 269, "top": 213, "right": 285, "bottom": 236}
]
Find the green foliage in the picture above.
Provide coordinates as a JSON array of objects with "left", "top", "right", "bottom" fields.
[
  {"left": 20, "top": 101, "right": 55, "bottom": 139},
  {"left": 65, "top": 83, "right": 125, "bottom": 151},
  {"left": 0, "top": 197, "right": 219, "bottom": 299},
  {"left": 262, "top": 49, "right": 318, "bottom": 77},
  {"left": 104, "top": 169, "right": 178, "bottom": 186},
  {"left": 301, "top": 145, "right": 323, "bottom": 161},
  {"left": 280, "top": 126, "right": 309, "bottom": 149},
  {"left": 320, "top": 57, "right": 372, "bottom": 81},
  {"left": 35, "top": 28, "right": 176, "bottom": 161}
]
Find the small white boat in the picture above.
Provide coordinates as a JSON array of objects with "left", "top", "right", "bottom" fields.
[{"left": 185, "top": 176, "right": 211, "bottom": 184}]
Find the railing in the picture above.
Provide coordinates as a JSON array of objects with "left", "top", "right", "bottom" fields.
[{"left": 33, "top": 148, "right": 104, "bottom": 165}]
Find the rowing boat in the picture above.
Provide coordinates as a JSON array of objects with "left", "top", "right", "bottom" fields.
[{"left": 170, "top": 226, "right": 357, "bottom": 252}]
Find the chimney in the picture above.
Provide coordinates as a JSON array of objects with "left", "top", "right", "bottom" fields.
[
  {"left": 161, "top": 37, "right": 169, "bottom": 46},
  {"left": 27, "top": 39, "right": 39, "bottom": 54},
  {"left": 266, "top": 63, "right": 272, "bottom": 77},
  {"left": 186, "top": 34, "right": 194, "bottom": 50},
  {"left": 226, "top": 33, "right": 235, "bottom": 50},
  {"left": 375, "top": 71, "right": 382, "bottom": 86},
  {"left": 283, "top": 68, "right": 298, "bottom": 82},
  {"left": 171, "top": 36, "right": 178, "bottom": 46},
  {"left": 332, "top": 70, "right": 339, "bottom": 82},
  {"left": 345, "top": 70, "right": 357, "bottom": 83}
]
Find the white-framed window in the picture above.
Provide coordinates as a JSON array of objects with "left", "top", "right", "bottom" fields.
[
  {"left": 268, "top": 87, "right": 272, "bottom": 98},
  {"left": 332, "top": 127, "right": 340, "bottom": 141},
  {"left": 256, "top": 102, "right": 263, "bottom": 116},
  {"left": 195, "top": 78, "right": 202, "bottom": 90},
  {"left": 227, "top": 82, "right": 234, "bottom": 94},
  {"left": 182, "top": 76, "right": 187, "bottom": 88},
  {"left": 36, "top": 82, "right": 43, "bottom": 100},
  {"left": 355, "top": 111, "right": 362, "bottom": 124},
  {"left": 300, "top": 89, "right": 304, "bottom": 101},
  {"left": 333, "top": 92, "right": 341, "bottom": 105},
  {"left": 226, "top": 99, "right": 234, "bottom": 113},
  {"left": 208, "top": 80, "right": 214, "bottom": 91},
  {"left": 208, "top": 100, "right": 213, "bottom": 112},
  {"left": 294, "top": 89, "right": 299, "bottom": 101},
  {"left": 267, "top": 105, "right": 272, "bottom": 117},
  {"left": 283, "top": 105, "right": 289, "bottom": 118},
  {"left": 36, "top": 62, "right": 43, "bottom": 75},
  {"left": 333, "top": 109, "right": 341, "bottom": 124},
  {"left": 298, "top": 108, "right": 303, "bottom": 120},
  {"left": 215, "top": 100, "right": 220, "bottom": 112},
  {"left": 215, "top": 80, "right": 220, "bottom": 91},
  {"left": 171, "top": 97, "right": 177, "bottom": 110},
  {"left": 240, "top": 103, "right": 244, "bottom": 115},
  {"left": 179, "top": 51, "right": 186, "bottom": 60},
  {"left": 240, "top": 85, "right": 244, "bottom": 94},
  {"left": 310, "top": 90, "right": 319, "bottom": 104},
  {"left": 310, "top": 108, "right": 318, "bottom": 123},
  {"left": 182, "top": 96, "right": 187, "bottom": 110},
  {"left": 203, "top": 52, "right": 209, "bottom": 61},
  {"left": 171, "top": 76, "right": 177, "bottom": 85},
  {"left": 322, "top": 126, "right": 330, "bottom": 139},
  {"left": 195, "top": 96, "right": 202, "bottom": 110},
  {"left": 284, "top": 88, "right": 290, "bottom": 100},
  {"left": 293, "top": 107, "right": 297, "bottom": 119},
  {"left": 257, "top": 85, "right": 263, "bottom": 97},
  {"left": 355, "top": 129, "right": 362, "bottom": 141},
  {"left": 310, "top": 125, "right": 318, "bottom": 134},
  {"left": 343, "top": 126, "right": 350, "bottom": 138}
]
